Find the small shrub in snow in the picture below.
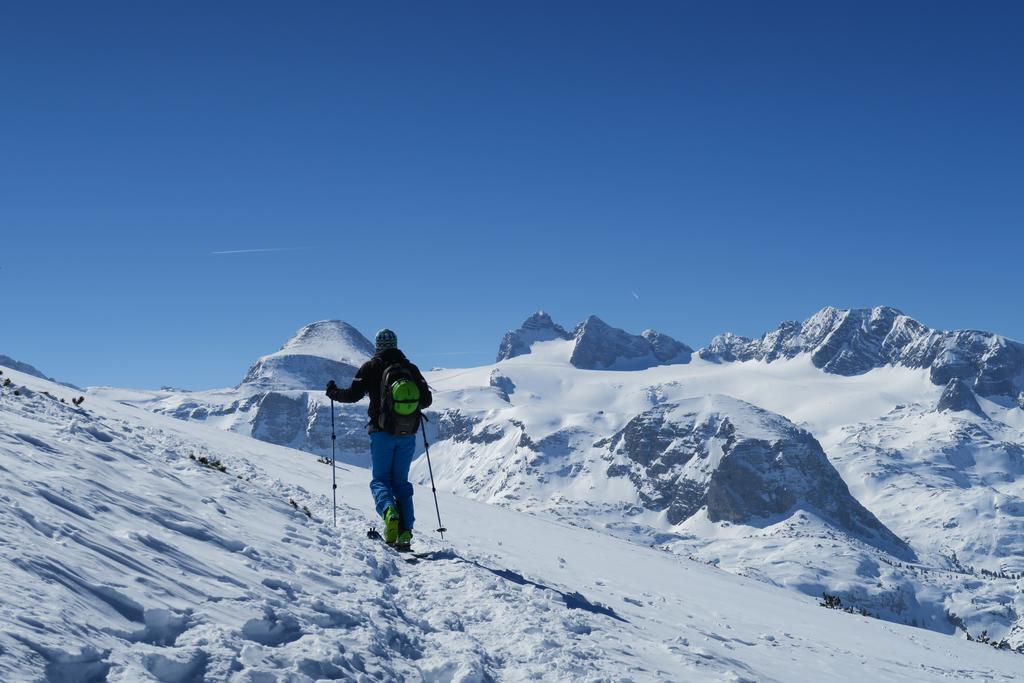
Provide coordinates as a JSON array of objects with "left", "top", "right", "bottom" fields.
[
  {"left": 948, "top": 611, "right": 1024, "bottom": 654},
  {"left": 820, "top": 593, "right": 875, "bottom": 619},
  {"left": 189, "top": 454, "right": 227, "bottom": 473},
  {"left": 820, "top": 593, "right": 843, "bottom": 609},
  {"left": 288, "top": 498, "right": 313, "bottom": 518}
]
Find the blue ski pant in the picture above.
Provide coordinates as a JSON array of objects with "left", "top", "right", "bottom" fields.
[{"left": 369, "top": 431, "right": 416, "bottom": 530}]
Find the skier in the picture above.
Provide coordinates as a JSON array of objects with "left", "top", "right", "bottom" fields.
[{"left": 326, "top": 328, "right": 432, "bottom": 550}]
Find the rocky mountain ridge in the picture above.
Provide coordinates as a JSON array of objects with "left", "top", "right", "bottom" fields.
[
  {"left": 495, "top": 311, "right": 571, "bottom": 361},
  {"left": 601, "top": 395, "right": 913, "bottom": 558},
  {"left": 0, "top": 354, "right": 49, "bottom": 380},
  {"left": 497, "top": 311, "right": 693, "bottom": 370},
  {"left": 700, "top": 306, "right": 1024, "bottom": 400}
]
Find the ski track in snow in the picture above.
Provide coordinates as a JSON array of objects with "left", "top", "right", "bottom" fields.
[{"left": 3, "top": 367, "right": 1024, "bottom": 681}]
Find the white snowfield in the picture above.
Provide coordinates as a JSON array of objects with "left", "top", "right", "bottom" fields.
[
  {"left": 3, "top": 366, "right": 1024, "bottom": 681},
  {"left": 415, "top": 340, "right": 1024, "bottom": 643}
]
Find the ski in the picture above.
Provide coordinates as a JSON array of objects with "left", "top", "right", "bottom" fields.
[{"left": 367, "top": 527, "right": 435, "bottom": 561}]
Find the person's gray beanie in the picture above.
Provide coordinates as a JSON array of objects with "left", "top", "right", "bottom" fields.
[{"left": 375, "top": 328, "right": 398, "bottom": 352}]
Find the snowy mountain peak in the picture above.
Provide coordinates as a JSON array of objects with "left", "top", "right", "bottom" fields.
[
  {"left": 520, "top": 310, "right": 563, "bottom": 333},
  {"left": 699, "top": 305, "right": 1024, "bottom": 399},
  {"left": 700, "top": 305, "right": 916, "bottom": 369},
  {"left": 570, "top": 316, "right": 692, "bottom": 370},
  {"left": 497, "top": 312, "right": 693, "bottom": 370},
  {"left": 809, "top": 305, "right": 905, "bottom": 325},
  {"left": 936, "top": 378, "right": 987, "bottom": 418},
  {"left": 571, "top": 314, "right": 611, "bottom": 339},
  {"left": 241, "top": 321, "right": 374, "bottom": 390},
  {"left": 277, "top": 320, "right": 375, "bottom": 363},
  {"left": 641, "top": 329, "right": 693, "bottom": 363},
  {"left": 496, "top": 311, "right": 573, "bottom": 361}
]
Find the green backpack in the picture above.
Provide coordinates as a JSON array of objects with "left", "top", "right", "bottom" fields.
[{"left": 377, "top": 361, "right": 422, "bottom": 435}]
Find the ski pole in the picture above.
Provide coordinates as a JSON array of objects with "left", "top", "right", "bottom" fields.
[
  {"left": 420, "top": 419, "right": 447, "bottom": 539},
  {"left": 330, "top": 398, "right": 337, "bottom": 526}
]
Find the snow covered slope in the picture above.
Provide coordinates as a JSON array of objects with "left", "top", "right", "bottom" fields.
[
  {"left": 0, "top": 355, "right": 50, "bottom": 381},
  {"left": 819, "top": 396, "right": 1024, "bottom": 641},
  {"left": 88, "top": 308, "right": 1024, "bottom": 650},
  {"left": 0, "top": 354, "right": 75, "bottom": 388},
  {"left": 4, "top": 367, "right": 1024, "bottom": 681},
  {"left": 420, "top": 343, "right": 1024, "bottom": 645}
]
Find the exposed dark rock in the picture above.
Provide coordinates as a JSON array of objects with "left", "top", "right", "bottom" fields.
[
  {"left": 936, "top": 378, "right": 987, "bottom": 418},
  {"left": 698, "top": 333, "right": 762, "bottom": 363},
  {"left": 924, "top": 330, "right": 1024, "bottom": 398},
  {"left": 436, "top": 409, "right": 504, "bottom": 445},
  {"left": 308, "top": 401, "right": 370, "bottom": 454},
  {"left": 497, "top": 312, "right": 693, "bottom": 371},
  {"left": 569, "top": 316, "right": 692, "bottom": 371},
  {"left": 251, "top": 393, "right": 307, "bottom": 447},
  {"left": 496, "top": 312, "right": 573, "bottom": 361},
  {"left": 642, "top": 329, "right": 692, "bottom": 364},
  {"left": 489, "top": 370, "right": 516, "bottom": 401},
  {"left": 243, "top": 355, "right": 363, "bottom": 392},
  {"left": 698, "top": 306, "right": 1024, "bottom": 399},
  {"left": 606, "top": 464, "right": 631, "bottom": 478},
  {"left": 606, "top": 396, "right": 913, "bottom": 558},
  {"left": 163, "top": 395, "right": 262, "bottom": 422}
]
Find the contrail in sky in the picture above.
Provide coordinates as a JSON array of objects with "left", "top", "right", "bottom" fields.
[{"left": 211, "top": 247, "right": 312, "bottom": 255}]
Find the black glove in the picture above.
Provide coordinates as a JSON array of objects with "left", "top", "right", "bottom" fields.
[{"left": 325, "top": 380, "right": 343, "bottom": 401}]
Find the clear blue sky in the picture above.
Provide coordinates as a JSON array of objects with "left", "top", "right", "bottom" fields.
[{"left": 2, "top": 1, "right": 1021, "bottom": 389}]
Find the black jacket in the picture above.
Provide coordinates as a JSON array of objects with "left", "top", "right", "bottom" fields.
[{"left": 330, "top": 348, "right": 432, "bottom": 427}]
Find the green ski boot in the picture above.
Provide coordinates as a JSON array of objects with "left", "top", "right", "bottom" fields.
[
  {"left": 395, "top": 529, "right": 413, "bottom": 552},
  {"left": 383, "top": 505, "right": 400, "bottom": 545}
]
